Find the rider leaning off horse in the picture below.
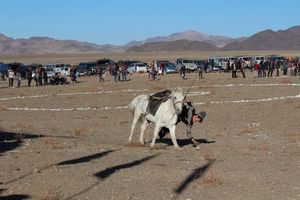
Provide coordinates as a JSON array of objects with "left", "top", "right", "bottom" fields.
[{"left": 159, "top": 98, "right": 206, "bottom": 147}]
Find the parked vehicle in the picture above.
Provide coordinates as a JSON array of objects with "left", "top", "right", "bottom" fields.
[
  {"left": 97, "top": 58, "right": 117, "bottom": 74},
  {"left": 0, "top": 62, "right": 26, "bottom": 78},
  {"left": 165, "top": 63, "right": 177, "bottom": 74},
  {"left": 236, "top": 56, "right": 253, "bottom": 69},
  {"left": 76, "top": 62, "right": 97, "bottom": 76},
  {"left": 53, "top": 64, "right": 70, "bottom": 77},
  {"left": 127, "top": 63, "right": 147, "bottom": 74},
  {"left": 176, "top": 58, "right": 198, "bottom": 72},
  {"left": 117, "top": 60, "right": 140, "bottom": 70},
  {"left": 45, "top": 67, "right": 56, "bottom": 78},
  {"left": 252, "top": 56, "right": 266, "bottom": 64},
  {"left": 0, "top": 63, "right": 8, "bottom": 79}
]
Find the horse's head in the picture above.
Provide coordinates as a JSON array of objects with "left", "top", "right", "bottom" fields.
[{"left": 172, "top": 90, "right": 185, "bottom": 115}]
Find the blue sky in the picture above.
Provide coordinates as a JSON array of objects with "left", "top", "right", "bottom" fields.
[{"left": 1, "top": 0, "right": 299, "bottom": 45}]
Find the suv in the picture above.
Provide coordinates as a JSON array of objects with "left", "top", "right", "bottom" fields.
[
  {"left": 127, "top": 63, "right": 147, "bottom": 74},
  {"left": 176, "top": 58, "right": 198, "bottom": 72},
  {"left": 76, "top": 62, "right": 97, "bottom": 76}
]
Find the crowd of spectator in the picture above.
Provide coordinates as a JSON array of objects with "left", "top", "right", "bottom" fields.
[{"left": 2, "top": 56, "right": 300, "bottom": 88}]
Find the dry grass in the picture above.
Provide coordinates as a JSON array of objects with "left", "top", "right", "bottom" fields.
[
  {"left": 240, "top": 127, "right": 256, "bottom": 134},
  {"left": 202, "top": 151, "right": 215, "bottom": 161},
  {"left": 280, "top": 78, "right": 291, "bottom": 84},
  {"left": 39, "top": 187, "right": 63, "bottom": 200},
  {"left": 73, "top": 127, "right": 87, "bottom": 137},
  {"left": 125, "top": 141, "right": 145, "bottom": 147},
  {"left": 43, "top": 138, "right": 62, "bottom": 149},
  {"left": 244, "top": 142, "right": 269, "bottom": 153},
  {"left": 198, "top": 170, "right": 222, "bottom": 187},
  {"left": 118, "top": 120, "right": 129, "bottom": 125}
]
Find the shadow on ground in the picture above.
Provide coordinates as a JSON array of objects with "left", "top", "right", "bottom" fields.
[
  {"left": 157, "top": 138, "right": 215, "bottom": 147},
  {"left": 0, "top": 131, "right": 44, "bottom": 155},
  {"left": 174, "top": 159, "right": 216, "bottom": 194}
]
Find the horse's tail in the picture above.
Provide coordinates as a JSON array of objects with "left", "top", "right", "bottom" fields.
[{"left": 129, "top": 94, "right": 148, "bottom": 110}]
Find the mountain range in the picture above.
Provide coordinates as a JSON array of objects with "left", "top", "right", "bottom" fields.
[{"left": 0, "top": 26, "right": 300, "bottom": 55}]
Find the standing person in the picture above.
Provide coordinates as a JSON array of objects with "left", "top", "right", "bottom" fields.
[
  {"left": 255, "top": 61, "right": 261, "bottom": 77},
  {"left": 198, "top": 62, "right": 204, "bottom": 79},
  {"left": 98, "top": 65, "right": 105, "bottom": 82},
  {"left": 240, "top": 60, "right": 246, "bottom": 78},
  {"left": 110, "top": 65, "right": 119, "bottom": 82},
  {"left": 262, "top": 60, "right": 267, "bottom": 77},
  {"left": 149, "top": 65, "right": 157, "bottom": 81},
  {"left": 275, "top": 59, "right": 281, "bottom": 77},
  {"left": 282, "top": 59, "right": 289, "bottom": 76},
  {"left": 159, "top": 99, "right": 206, "bottom": 148},
  {"left": 43, "top": 69, "right": 48, "bottom": 85},
  {"left": 121, "top": 65, "right": 127, "bottom": 81},
  {"left": 204, "top": 59, "right": 209, "bottom": 73},
  {"left": 180, "top": 64, "right": 186, "bottom": 79},
  {"left": 226, "top": 60, "right": 231, "bottom": 72},
  {"left": 268, "top": 60, "right": 275, "bottom": 77},
  {"left": 71, "top": 66, "right": 78, "bottom": 83},
  {"left": 26, "top": 67, "right": 32, "bottom": 87},
  {"left": 8, "top": 67, "right": 14, "bottom": 87},
  {"left": 231, "top": 61, "right": 237, "bottom": 78},
  {"left": 39, "top": 67, "right": 44, "bottom": 85},
  {"left": 16, "top": 70, "right": 21, "bottom": 87},
  {"left": 35, "top": 67, "right": 40, "bottom": 86}
]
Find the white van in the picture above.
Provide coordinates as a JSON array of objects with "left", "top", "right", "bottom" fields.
[{"left": 176, "top": 58, "right": 198, "bottom": 71}]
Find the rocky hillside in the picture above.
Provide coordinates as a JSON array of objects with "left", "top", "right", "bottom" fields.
[
  {"left": 0, "top": 34, "right": 126, "bottom": 55},
  {"left": 222, "top": 26, "right": 300, "bottom": 50},
  {"left": 126, "top": 39, "right": 219, "bottom": 52}
]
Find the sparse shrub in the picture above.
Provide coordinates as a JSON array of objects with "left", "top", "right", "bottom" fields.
[
  {"left": 73, "top": 127, "right": 87, "bottom": 136},
  {"left": 39, "top": 188, "right": 63, "bottom": 200},
  {"left": 198, "top": 170, "right": 222, "bottom": 187}
]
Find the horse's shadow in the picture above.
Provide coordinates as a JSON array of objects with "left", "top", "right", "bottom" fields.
[
  {"left": 0, "top": 131, "right": 44, "bottom": 155},
  {"left": 156, "top": 138, "right": 215, "bottom": 147}
]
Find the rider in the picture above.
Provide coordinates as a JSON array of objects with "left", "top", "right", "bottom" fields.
[{"left": 159, "top": 98, "right": 206, "bottom": 147}]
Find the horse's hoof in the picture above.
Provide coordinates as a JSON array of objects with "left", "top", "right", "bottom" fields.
[{"left": 175, "top": 147, "right": 183, "bottom": 151}]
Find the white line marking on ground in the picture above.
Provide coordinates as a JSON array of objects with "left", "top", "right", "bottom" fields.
[
  {"left": 0, "top": 89, "right": 148, "bottom": 101},
  {"left": 5, "top": 94, "right": 300, "bottom": 112},
  {"left": 1, "top": 83, "right": 298, "bottom": 101}
]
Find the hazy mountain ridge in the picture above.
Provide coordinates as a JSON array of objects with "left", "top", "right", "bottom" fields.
[
  {"left": 1, "top": 26, "right": 300, "bottom": 55},
  {"left": 0, "top": 35, "right": 127, "bottom": 55},
  {"left": 126, "top": 39, "right": 219, "bottom": 52},
  {"left": 222, "top": 26, "right": 300, "bottom": 50},
  {"left": 132, "top": 30, "right": 235, "bottom": 48}
]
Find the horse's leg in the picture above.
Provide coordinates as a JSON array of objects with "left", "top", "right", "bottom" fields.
[
  {"left": 128, "top": 110, "right": 141, "bottom": 143},
  {"left": 139, "top": 119, "right": 149, "bottom": 145},
  {"left": 150, "top": 123, "right": 161, "bottom": 148},
  {"left": 168, "top": 125, "right": 181, "bottom": 149}
]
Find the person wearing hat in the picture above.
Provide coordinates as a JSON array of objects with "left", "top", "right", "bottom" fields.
[{"left": 159, "top": 99, "right": 206, "bottom": 147}]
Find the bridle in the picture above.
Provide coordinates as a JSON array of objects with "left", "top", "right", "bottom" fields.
[{"left": 172, "top": 95, "right": 185, "bottom": 115}]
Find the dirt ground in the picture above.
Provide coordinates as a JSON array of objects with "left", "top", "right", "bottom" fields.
[{"left": 0, "top": 71, "right": 299, "bottom": 200}]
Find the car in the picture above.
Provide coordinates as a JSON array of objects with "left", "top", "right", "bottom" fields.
[
  {"left": 97, "top": 58, "right": 117, "bottom": 74},
  {"left": 45, "top": 67, "right": 56, "bottom": 78},
  {"left": 53, "top": 64, "right": 70, "bottom": 77},
  {"left": 0, "top": 63, "right": 8, "bottom": 79},
  {"left": 176, "top": 58, "right": 198, "bottom": 72},
  {"left": 76, "top": 62, "right": 97, "bottom": 76},
  {"left": 165, "top": 63, "right": 177, "bottom": 74},
  {"left": 117, "top": 60, "right": 141, "bottom": 69},
  {"left": 127, "top": 63, "right": 147, "bottom": 74}
]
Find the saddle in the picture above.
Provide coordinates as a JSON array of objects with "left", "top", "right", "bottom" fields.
[{"left": 146, "top": 90, "right": 172, "bottom": 116}]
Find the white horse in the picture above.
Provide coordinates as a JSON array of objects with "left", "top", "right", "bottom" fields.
[{"left": 128, "top": 90, "right": 185, "bottom": 149}]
